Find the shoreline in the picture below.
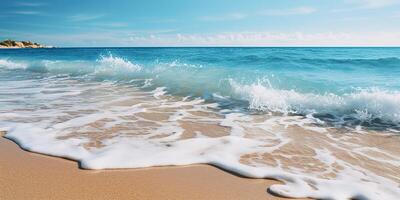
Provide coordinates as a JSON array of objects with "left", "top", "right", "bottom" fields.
[{"left": 0, "top": 134, "right": 307, "bottom": 200}]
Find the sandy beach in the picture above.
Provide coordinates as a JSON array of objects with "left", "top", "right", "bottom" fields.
[{"left": 0, "top": 134, "right": 305, "bottom": 200}]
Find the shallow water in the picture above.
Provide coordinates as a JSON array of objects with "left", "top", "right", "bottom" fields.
[{"left": 1, "top": 48, "right": 399, "bottom": 199}]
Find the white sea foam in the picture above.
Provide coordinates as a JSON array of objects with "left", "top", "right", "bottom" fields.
[
  {"left": 0, "top": 55, "right": 141, "bottom": 78},
  {"left": 0, "top": 59, "right": 28, "bottom": 69},
  {"left": 152, "top": 87, "right": 167, "bottom": 98},
  {"left": 230, "top": 80, "right": 400, "bottom": 124},
  {"left": 0, "top": 77, "right": 399, "bottom": 200},
  {"left": 4, "top": 115, "right": 399, "bottom": 200},
  {"left": 94, "top": 54, "right": 142, "bottom": 76}
]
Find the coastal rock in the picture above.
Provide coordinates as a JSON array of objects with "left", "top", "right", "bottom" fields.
[{"left": 0, "top": 39, "right": 50, "bottom": 48}]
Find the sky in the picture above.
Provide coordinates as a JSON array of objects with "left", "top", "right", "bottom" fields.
[{"left": 1, "top": 0, "right": 400, "bottom": 47}]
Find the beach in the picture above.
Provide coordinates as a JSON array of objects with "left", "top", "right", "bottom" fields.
[
  {"left": 1, "top": 47, "right": 399, "bottom": 199},
  {"left": 0, "top": 133, "right": 299, "bottom": 200}
]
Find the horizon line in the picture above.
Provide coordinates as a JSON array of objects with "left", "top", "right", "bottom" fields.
[{"left": 3, "top": 46, "right": 400, "bottom": 48}]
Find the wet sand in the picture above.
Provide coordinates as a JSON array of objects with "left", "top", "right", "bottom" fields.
[{"left": 0, "top": 135, "right": 305, "bottom": 200}]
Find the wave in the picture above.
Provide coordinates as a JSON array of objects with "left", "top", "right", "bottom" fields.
[
  {"left": 0, "top": 58, "right": 28, "bottom": 69},
  {"left": 0, "top": 54, "right": 141, "bottom": 77},
  {"left": 1, "top": 55, "right": 399, "bottom": 128},
  {"left": 300, "top": 57, "right": 400, "bottom": 68},
  {"left": 230, "top": 80, "right": 400, "bottom": 125},
  {"left": 95, "top": 54, "right": 142, "bottom": 75}
]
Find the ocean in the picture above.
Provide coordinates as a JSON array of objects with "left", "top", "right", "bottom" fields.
[{"left": 1, "top": 47, "right": 399, "bottom": 199}]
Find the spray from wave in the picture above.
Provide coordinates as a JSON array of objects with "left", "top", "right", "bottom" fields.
[
  {"left": 0, "top": 58, "right": 28, "bottom": 69},
  {"left": 94, "top": 54, "right": 142, "bottom": 75},
  {"left": 229, "top": 79, "right": 400, "bottom": 126}
]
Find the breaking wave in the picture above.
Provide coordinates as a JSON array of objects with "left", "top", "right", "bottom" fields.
[
  {"left": 0, "top": 54, "right": 141, "bottom": 77},
  {"left": 230, "top": 80, "right": 400, "bottom": 125},
  {"left": 1, "top": 54, "right": 399, "bottom": 128}
]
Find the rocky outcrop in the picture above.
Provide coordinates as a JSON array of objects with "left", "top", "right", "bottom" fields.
[{"left": 0, "top": 39, "right": 50, "bottom": 48}]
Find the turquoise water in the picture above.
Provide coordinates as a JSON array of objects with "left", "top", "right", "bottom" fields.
[{"left": 1, "top": 47, "right": 400, "bottom": 128}]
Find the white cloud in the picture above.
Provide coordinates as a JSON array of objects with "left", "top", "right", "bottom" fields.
[
  {"left": 13, "top": 11, "right": 41, "bottom": 15},
  {"left": 259, "top": 7, "right": 316, "bottom": 16},
  {"left": 20, "top": 31, "right": 399, "bottom": 47},
  {"left": 345, "top": 0, "right": 399, "bottom": 8},
  {"left": 16, "top": 2, "right": 46, "bottom": 7},
  {"left": 91, "top": 22, "right": 129, "bottom": 28},
  {"left": 199, "top": 13, "right": 247, "bottom": 21},
  {"left": 126, "top": 32, "right": 400, "bottom": 47},
  {"left": 392, "top": 11, "right": 400, "bottom": 18},
  {"left": 69, "top": 14, "right": 104, "bottom": 22},
  {"left": 199, "top": 7, "right": 315, "bottom": 22}
]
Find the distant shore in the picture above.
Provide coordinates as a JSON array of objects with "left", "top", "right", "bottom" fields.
[{"left": 0, "top": 39, "right": 52, "bottom": 48}]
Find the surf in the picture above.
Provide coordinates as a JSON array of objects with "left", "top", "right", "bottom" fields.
[{"left": 1, "top": 47, "right": 400, "bottom": 199}]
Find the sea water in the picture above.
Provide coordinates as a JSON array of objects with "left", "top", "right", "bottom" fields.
[{"left": 0, "top": 47, "right": 399, "bottom": 199}]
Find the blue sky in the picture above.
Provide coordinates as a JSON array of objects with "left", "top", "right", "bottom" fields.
[{"left": 1, "top": 0, "right": 400, "bottom": 46}]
